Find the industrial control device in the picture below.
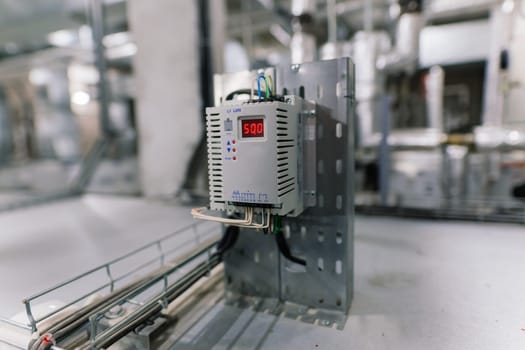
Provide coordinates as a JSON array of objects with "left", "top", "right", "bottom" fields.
[{"left": 206, "top": 95, "right": 305, "bottom": 218}]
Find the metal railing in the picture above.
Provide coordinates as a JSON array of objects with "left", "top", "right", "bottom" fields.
[
  {"left": 356, "top": 196, "right": 525, "bottom": 224},
  {"left": 0, "top": 220, "right": 221, "bottom": 349}
]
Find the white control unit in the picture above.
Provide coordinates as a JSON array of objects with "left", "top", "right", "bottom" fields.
[{"left": 206, "top": 96, "right": 304, "bottom": 216}]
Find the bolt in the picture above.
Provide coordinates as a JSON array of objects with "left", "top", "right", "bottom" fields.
[
  {"left": 105, "top": 305, "right": 125, "bottom": 319},
  {"left": 322, "top": 320, "right": 331, "bottom": 326},
  {"left": 291, "top": 64, "right": 300, "bottom": 72}
]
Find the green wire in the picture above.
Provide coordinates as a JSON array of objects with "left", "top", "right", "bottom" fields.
[
  {"left": 273, "top": 215, "right": 281, "bottom": 234},
  {"left": 264, "top": 76, "right": 270, "bottom": 99}
]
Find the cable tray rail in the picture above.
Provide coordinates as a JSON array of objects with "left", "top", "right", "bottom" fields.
[{"left": 0, "top": 220, "right": 221, "bottom": 349}]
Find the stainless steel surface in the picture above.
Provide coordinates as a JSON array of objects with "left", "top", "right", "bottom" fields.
[{"left": 169, "top": 216, "right": 525, "bottom": 350}]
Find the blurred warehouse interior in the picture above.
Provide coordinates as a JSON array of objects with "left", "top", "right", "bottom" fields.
[
  {"left": 0, "top": 0, "right": 524, "bottom": 221},
  {"left": 0, "top": 1, "right": 525, "bottom": 350}
]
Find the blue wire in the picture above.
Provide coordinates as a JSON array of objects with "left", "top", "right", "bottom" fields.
[
  {"left": 257, "top": 75, "right": 262, "bottom": 100},
  {"left": 258, "top": 75, "right": 270, "bottom": 99},
  {"left": 263, "top": 75, "right": 273, "bottom": 96}
]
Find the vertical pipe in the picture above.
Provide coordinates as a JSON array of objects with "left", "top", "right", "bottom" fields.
[
  {"left": 87, "top": 0, "right": 112, "bottom": 137},
  {"left": 290, "top": 0, "right": 317, "bottom": 64},
  {"left": 327, "top": 0, "right": 337, "bottom": 43},
  {"left": 363, "top": 0, "right": 374, "bottom": 32},
  {"left": 379, "top": 95, "right": 391, "bottom": 206},
  {"left": 425, "top": 66, "right": 444, "bottom": 131}
]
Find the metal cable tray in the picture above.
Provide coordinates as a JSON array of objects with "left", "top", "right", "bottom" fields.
[{"left": 0, "top": 221, "right": 222, "bottom": 349}]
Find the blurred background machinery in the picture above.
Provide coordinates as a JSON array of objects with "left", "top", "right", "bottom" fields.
[
  {"left": 0, "top": 1, "right": 525, "bottom": 349},
  {"left": 0, "top": 0, "right": 523, "bottom": 220},
  {"left": 223, "top": 0, "right": 525, "bottom": 221}
]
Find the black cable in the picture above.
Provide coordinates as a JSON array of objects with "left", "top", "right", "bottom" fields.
[
  {"left": 274, "top": 229, "right": 306, "bottom": 266},
  {"left": 216, "top": 225, "right": 239, "bottom": 257},
  {"left": 225, "top": 89, "right": 253, "bottom": 101}
]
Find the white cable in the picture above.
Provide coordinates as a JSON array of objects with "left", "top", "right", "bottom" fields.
[
  {"left": 191, "top": 207, "right": 252, "bottom": 225},
  {"left": 235, "top": 208, "right": 271, "bottom": 229},
  {"left": 191, "top": 207, "right": 271, "bottom": 229}
]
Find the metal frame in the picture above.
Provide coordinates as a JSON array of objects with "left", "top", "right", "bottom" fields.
[{"left": 215, "top": 58, "right": 355, "bottom": 328}]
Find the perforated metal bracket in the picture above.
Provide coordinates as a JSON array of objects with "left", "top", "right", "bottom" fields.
[{"left": 217, "top": 58, "right": 355, "bottom": 327}]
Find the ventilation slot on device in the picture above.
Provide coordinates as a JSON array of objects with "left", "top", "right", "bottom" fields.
[{"left": 207, "top": 112, "right": 224, "bottom": 205}]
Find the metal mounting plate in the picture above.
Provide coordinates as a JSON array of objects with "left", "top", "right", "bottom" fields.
[{"left": 214, "top": 58, "right": 355, "bottom": 324}]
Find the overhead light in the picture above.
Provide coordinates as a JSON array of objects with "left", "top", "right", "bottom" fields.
[
  {"left": 71, "top": 91, "right": 91, "bottom": 106},
  {"left": 47, "top": 29, "right": 77, "bottom": 47}
]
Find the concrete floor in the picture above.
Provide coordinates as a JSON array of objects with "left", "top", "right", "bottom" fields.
[
  {"left": 1, "top": 195, "right": 524, "bottom": 349},
  {"left": 0, "top": 195, "right": 202, "bottom": 317}
]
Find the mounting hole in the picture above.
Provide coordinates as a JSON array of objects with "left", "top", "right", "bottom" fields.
[
  {"left": 318, "top": 160, "right": 324, "bottom": 175},
  {"left": 336, "top": 298, "right": 342, "bottom": 306},
  {"left": 336, "top": 159, "right": 343, "bottom": 175},
  {"left": 336, "top": 123, "right": 343, "bottom": 138},
  {"left": 318, "top": 298, "right": 324, "bottom": 304},
  {"left": 335, "top": 260, "right": 342, "bottom": 275},
  {"left": 336, "top": 195, "right": 343, "bottom": 210},
  {"left": 318, "top": 194, "right": 324, "bottom": 208},
  {"left": 317, "top": 84, "right": 324, "bottom": 99},
  {"left": 301, "top": 226, "right": 307, "bottom": 239},
  {"left": 299, "top": 85, "right": 305, "bottom": 98},
  {"left": 284, "top": 225, "right": 291, "bottom": 239},
  {"left": 227, "top": 275, "right": 232, "bottom": 285},
  {"left": 317, "top": 124, "right": 324, "bottom": 139},
  {"left": 336, "top": 231, "right": 343, "bottom": 244}
]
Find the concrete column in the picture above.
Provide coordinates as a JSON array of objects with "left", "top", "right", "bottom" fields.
[{"left": 128, "top": 0, "right": 202, "bottom": 198}]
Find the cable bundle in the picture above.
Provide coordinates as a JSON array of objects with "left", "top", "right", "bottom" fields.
[{"left": 191, "top": 207, "right": 271, "bottom": 229}]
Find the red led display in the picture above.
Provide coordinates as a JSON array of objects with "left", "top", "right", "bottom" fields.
[{"left": 241, "top": 119, "right": 264, "bottom": 138}]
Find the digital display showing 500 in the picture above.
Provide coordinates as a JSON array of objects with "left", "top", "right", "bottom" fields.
[{"left": 241, "top": 118, "right": 264, "bottom": 138}]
